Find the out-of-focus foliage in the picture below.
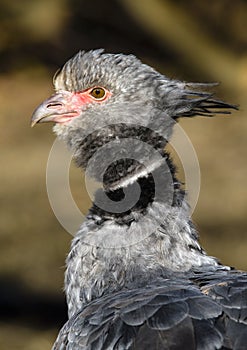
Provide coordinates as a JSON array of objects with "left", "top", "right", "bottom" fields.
[{"left": 0, "top": 1, "right": 246, "bottom": 349}]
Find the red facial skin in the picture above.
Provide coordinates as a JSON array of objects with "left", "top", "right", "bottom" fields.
[{"left": 31, "top": 87, "right": 112, "bottom": 126}]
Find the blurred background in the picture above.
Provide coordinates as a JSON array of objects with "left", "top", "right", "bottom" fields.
[{"left": 0, "top": 0, "right": 246, "bottom": 348}]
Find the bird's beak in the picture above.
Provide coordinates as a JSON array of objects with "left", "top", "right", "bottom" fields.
[{"left": 31, "top": 92, "right": 79, "bottom": 127}]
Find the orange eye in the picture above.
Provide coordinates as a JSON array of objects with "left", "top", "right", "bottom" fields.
[{"left": 90, "top": 87, "right": 106, "bottom": 99}]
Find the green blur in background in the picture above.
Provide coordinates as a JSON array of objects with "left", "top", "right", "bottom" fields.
[{"left": 0, "top": 0, "right": 247, "bottom": 349}]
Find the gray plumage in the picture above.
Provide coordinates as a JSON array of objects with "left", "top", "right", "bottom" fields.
[{"left": 31, "top": 50, "right": 247, "bottom": 350}]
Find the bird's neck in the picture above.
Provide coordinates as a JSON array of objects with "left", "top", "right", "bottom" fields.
[
  {"left": 88, "top": 149, "right": 183, "bottom": 225},
  {"left": 64, "top": 124, "right": 220, "bottom": 317},
  {"left": 67, "top": 123, "right": 182, "bottom": 220}
]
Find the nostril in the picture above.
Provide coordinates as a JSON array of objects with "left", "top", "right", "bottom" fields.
[{"left": 47, "top": 102, "right": 63, "bottom": 109}]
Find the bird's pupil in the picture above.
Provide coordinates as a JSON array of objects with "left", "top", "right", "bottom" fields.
[{"left": 90, "top": 87, "right": 105, "bottom": 99}]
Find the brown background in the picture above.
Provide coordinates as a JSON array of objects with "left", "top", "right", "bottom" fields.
[{"left": 0, "top": 0, "right": 246, "bottom": 348}]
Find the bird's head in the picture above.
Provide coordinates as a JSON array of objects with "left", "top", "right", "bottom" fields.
[
  {"left": 31, "top": 49, "right": 177, "bottom": 139},
  {"left": 31, "top": 49, "right": 236, "bottom": 187}
]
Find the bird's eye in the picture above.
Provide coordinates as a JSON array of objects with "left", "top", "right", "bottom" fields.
[{"left": 90, "top": 87, "right": 106, "bottom": 99}]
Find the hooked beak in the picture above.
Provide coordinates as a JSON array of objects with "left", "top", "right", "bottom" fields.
[{"left": 31, "top": 92, "right": 79, "bottom": 127}]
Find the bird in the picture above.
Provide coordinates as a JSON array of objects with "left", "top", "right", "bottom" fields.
[{"left": 31, "top": 49, "right": 247, "bottom": 350}]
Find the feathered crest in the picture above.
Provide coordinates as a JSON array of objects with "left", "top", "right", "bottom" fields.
[{"left": 170, "top": 82, "right": 238, "bottom": 119}]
